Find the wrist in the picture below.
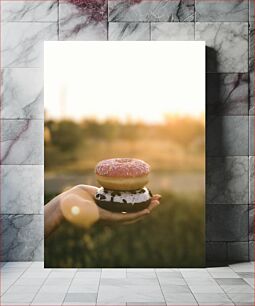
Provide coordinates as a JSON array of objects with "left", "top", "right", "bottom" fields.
[
  {"left": 55, "top": 194, "right": 65, "bottom": 222},
  {"left": 44, "top": 193, "right": 65, "bottom": 238}
]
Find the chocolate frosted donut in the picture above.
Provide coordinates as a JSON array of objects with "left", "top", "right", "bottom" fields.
[
  {"left": 95, "top": 187, "right": 152, "bottom": 213},
  {"left": 95, "top": 158, "right": 150, "bottom": 191}
]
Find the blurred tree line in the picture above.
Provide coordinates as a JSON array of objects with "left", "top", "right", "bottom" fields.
[
  {"left": 45, "top": 117, "right": 204, "bottom": 170},
  {"left": 45, "top": 116, "right": 204, "bottom": 150}
]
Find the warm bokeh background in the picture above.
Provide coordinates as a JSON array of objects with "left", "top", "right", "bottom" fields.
[
  {"left": 44, "top": 42, "right": 205, "bottom": 267},
  {"left": 44, "top": 115, "right": 205, "bottom": 267}
]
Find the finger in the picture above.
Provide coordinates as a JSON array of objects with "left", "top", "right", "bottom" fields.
[
  {"left": 84, "top": 185, "right": 99, "bottom": 196},
  {"left": 151, "top": 194, "right": 162, "bottom": 200},
  {"left": 113, "top": 210, "right": 150, "bottom": 222},
  {"left": 147, "top": 199, "right": 160, "bottom": 212},
  {"left": 76, "top": 185, "right": 99, "bottom": 197},
  {"left": 117, "top": 209, "right": 151, "bottom": 222},
  {"left": 123, "top": 215, "right": 147, "bottom": 224},
  {"left": 123, "top": 200, "right": 160, "bottom": 224},
  {"left": 100, "top": 208, "right": 150, "bottom": 223}
]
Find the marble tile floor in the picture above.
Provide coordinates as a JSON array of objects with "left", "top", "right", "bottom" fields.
[{"left": 0, "top": 262, "right": 254, "bottom": 305}]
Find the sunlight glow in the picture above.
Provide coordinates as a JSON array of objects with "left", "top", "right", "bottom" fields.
[
  {"left": 71, "top": 206, "right": 80, "bottom": 216},
  {"left": 44, "top": 41, "right": 205, "bottom": 123}
]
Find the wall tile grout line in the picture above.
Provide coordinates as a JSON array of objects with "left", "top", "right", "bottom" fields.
[
  {"left": 207, "top": 241, "right": 249, "bottom": 243},
  {"left": 149, "top": 21, "right": 151, "bottom": 41},
  {"left": 107, "top": 0, "right": 109, "bottom": 41},
  {"left": 1, "top": 21, "right": 58, "bottom": 23},
  {"left": 0, "top": 164, "right": 44, "bottom": 166},
  {"left": 194, "top": 0, "right": 197, "bottom": 24},
  {"left": 109, "top": 20, "right": 248, "bottom": 23},
  {"left": 0, "top": 118, "right": 44, "bottom": 121},
  {"left": 0, "top": 213, "right": 44, "bottom": 215},
  {"left": 248, "top": 0, "right": 254, "bottom": 260},
  {"left": 57, "top": 0, "right": 60, "bottom": 40}
]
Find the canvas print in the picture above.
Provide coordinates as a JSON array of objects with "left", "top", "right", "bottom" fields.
[{"left": 44, "top": 41, "right": 205, "bottom": 267}]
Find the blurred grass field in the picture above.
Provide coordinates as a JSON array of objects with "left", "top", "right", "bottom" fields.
[
  {"left": 45, "top": 191, "right": 204, "bottom": 268},
  {"left": 45, "top": 117, "right": 205, "bottom": 267}
]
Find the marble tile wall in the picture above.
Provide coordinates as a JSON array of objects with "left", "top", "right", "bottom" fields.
[
  {"left": 0, "top": 0, "right": 58, "bottom": 261},
  {"left": 0, "top": 0, "right": 254, "bottom": 264}
]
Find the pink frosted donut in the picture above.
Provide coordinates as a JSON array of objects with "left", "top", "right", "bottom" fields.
[{"left": 95, "top": 158, "right": 150, "bottom": 191}]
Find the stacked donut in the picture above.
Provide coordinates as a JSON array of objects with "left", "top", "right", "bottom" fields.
[{"left": 95, "top": 158, "right": 152, "bottom": 212}]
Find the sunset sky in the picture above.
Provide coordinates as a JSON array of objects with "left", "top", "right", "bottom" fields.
[{"left": 44, "top": 41, "right": 205, "bottom": 123}]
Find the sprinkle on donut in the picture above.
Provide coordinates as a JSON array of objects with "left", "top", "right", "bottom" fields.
[{"left": 95, "top": 158, "right": 150, "bottom": 177}]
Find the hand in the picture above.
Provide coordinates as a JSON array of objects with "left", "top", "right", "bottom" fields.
[
  {"left": 98, "top": 193, "right": 161, "bottom": 225},
  {"left": 61, "top": 185, "right": 161, "bottom": 227},
  {"left": 44, "top": 185, "right": 161, "bottom": 237}
]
